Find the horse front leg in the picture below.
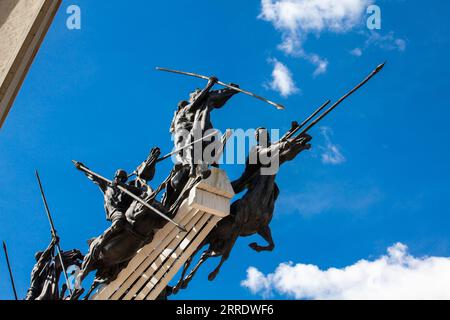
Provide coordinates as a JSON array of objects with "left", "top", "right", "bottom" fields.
[
  {"left": 249, "top": 225, "right": 275, "bottom": 252},
  {"left": 173, "top": 244, "right": 204, "bottom": 294},
  {"left": 179, "top": 249, "right": 213, "bottom": 290},
  {"left": 208, "top": 231, "right": 239, "bottom": 281},
  {"left": 173, "top": 255, "right": 194, "bottom": 294}
]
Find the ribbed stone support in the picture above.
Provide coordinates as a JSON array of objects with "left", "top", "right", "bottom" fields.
[{"left": 92, "top": 168, "right": 234, "bottom": 300}]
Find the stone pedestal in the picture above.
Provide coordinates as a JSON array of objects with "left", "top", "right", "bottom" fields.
[
  {"left": 0, "top": 0, "right": 61, "bottom": 128},
  {"left": 93, "top": 168, "right": 235, "bottom": 300}
]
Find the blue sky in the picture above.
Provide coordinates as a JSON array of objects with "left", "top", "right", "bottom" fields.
[{"left": 1, "top": 0, "right": 450, "bottom": 300}]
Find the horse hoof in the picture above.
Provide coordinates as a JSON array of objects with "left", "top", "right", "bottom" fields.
[
  {"left": 249, "top": 243, "right": 261, "bottom": 252},
  {"left": 208, "top": 272, "right": 217, "bottom": 281},
  {"left": 172, "top": 287, "right": 180, "bottom": 295}
]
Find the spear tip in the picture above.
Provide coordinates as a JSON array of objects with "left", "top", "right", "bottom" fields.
[
  {"left": 71, "top": 160, "right": 80, "bottom": 168},
  {"left": 375, "top": 61, "right": 387, "bottom": 73}
]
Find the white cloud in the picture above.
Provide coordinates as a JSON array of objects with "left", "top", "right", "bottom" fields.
[
  {"left": 350, "top": 47, "right": 363, "bottom": 57},
  {"left": 367, "top": 31, "right": 406, "bottom": 51},
  {"left": 259, "top": 0, "right": 371, "bottom": 41},
  {"left": 259, "top": 0, "right": 371, "bottom": 74},
  {"left": 240, "top": 268, "right": 272, "bottom": 298},
  {"left": 320, "top": 126, "right": 345, "bottom": 165},
  {"left": 307, "top": 53, "right": 329, "bottom": 77},
  {"left": 352, "top": 31, "right": 407, "bottom": 57},
  {"left": 267, "top": 59, "right": 299, "bottom": 97},
  {"left": 322, "top": 144, "right": 345, "bottom": 165},
  {"left": 242, "top": 243, "right": 450, "bottom": 299}
]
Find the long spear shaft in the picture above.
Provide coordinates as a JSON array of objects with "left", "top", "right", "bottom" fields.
[
  {"left": 298, "top": 62, "right": 386, "bottom": 137},
  {"left": 2, "top": 241, "right": 18, "bottom": 300},
  {"left": 283, "top": 99, "right": 331, "bottom": 141},
  {"left": 157, "top": 130, "right": 219, "bottom": 163},
  {"left": 35, "top": 171, "right": 73, "bottom": 296},
  {"left": 156, "top": 67, "right": 285, "bottom": 110},
  {"left": 72, "top": 162, "right": 187, "bottom": 232}
]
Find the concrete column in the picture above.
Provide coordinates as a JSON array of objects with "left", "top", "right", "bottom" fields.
[{"left": 0, "top": 0, "right": 61, "bottom": 128}]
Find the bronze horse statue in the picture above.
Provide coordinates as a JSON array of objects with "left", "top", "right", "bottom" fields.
[
  {"left": 173, "top": 129, "right": 312, "bottom": 293},
  {"left": 71, "top": 144, "right": 213, "bottom": 299},
  {"left": 73, "top": 193, "right": 169, "bottom": 299}
]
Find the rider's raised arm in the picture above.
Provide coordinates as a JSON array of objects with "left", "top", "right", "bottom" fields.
[
  {"left": 187, "top": 77, "right": 218, "bottom": 113},
  {"left": 32, "top": 237, "right": 58, "bottom": 276},
  {"left": 85, "top": 171, "right": 108, "bottom": 193},
  {"left": 74, "top": 162, "right": 108, "bottom": 192},
  {"left": 207, "top": 84, "right": 240, "bottom": 109}
]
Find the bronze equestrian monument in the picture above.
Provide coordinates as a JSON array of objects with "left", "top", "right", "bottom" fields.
[
  {"left": 0, "top": 2, "right": 385, "bottom": 300},
  {"left": 67, "top": 63, "right": 382, "bottom": 300}
]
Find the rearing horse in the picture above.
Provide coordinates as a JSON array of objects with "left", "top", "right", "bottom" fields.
[{"left": 173, "top": 129, "right": 312, "bottom": 293}]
